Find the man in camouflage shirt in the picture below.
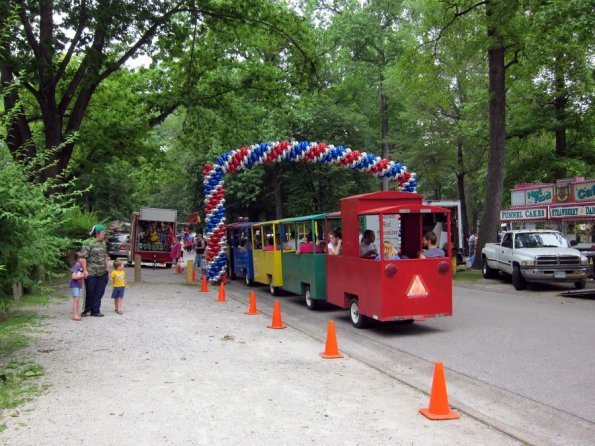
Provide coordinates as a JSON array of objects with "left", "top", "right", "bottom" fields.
[{"left": 80, "top": 224, "right": 110, "bottom": 317}]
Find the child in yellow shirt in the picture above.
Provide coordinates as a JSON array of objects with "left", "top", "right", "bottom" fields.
[{"left": 110, "top": 260, "right": 128, "bottom": 314}]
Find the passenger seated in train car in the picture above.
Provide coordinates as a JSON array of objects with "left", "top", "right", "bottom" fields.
[
  {"left": 419, "top": 231, "right": 445, "bottom": 258},
  {"left": 263, "top": 235, "right": 275, "bottom": 251},
  {"left": 360, "top": 229, "right": 379, "bottom": 259},
  {"left": 375, "top": 241, "right": 400, "bottom": 260},
  {"left": 296, "top": 232, "right": 315, "bottom": 254},
  {"left": 284, "top": 231, "right": 297, "bottom": 250},
  {"left": 327, "top": 228, "right": 342, "bottom": 256}
]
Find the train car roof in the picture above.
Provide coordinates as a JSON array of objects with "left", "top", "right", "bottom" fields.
[
  {"left": 359, "top": 204, "right": 451, "bottom": 215},
  {"left": 342, "top": 190, "right": 423, "bottom": 201},
  {"left": 280, "top": 213, "right": 327, "bottom": 223},
  {"left": 252, "top": 219, "right": 282, "bottom": 226},
  {"left": 226, "top": 221, "right": 255, "bottom": 229}
]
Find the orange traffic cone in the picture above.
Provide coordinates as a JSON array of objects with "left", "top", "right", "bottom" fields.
[
  {"left": 320, "top": 320, "right": 343, "bottom": 359},
  {"left": 176, "top": 263, "right": 183, "bottom": 274},
  {"left": 267, "top": 300, "right": 286, "bottom": 329},
  {"left": 216, "top": 282, "right": 226, "bottom": 302},
  {"left": 244, "top": 291, "right": 260, "bottom": 315},
  {"left": 192, "top": 267, "right": 196, "bottom": 282},
  {"left": 419, "top": 362, "right": 459, "bottom": 420},
  {"left": 200, "top": 276, "right": 208, "bottom": 292}
]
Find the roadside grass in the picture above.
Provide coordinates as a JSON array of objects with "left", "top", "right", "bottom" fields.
[
  {"left": 453, "top": 268, "right": 484, "bottom": 281},
  {"left": 0, "top": 293, "right": 51, "bottom": 431}
]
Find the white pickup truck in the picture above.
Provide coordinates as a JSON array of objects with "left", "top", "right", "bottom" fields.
[{"left": 482, "top": 230, "right": 589, "bottom": 290}]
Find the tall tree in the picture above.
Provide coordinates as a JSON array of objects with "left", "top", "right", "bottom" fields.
[
  {"left": 309, "top": 0, "right": 405, "bottom": 190},
  {"left": 0, "top": 0, "right": 314, "bottom": 184},
  {"left": 391, "top": 2, "right": 489, "bottom": 244}
]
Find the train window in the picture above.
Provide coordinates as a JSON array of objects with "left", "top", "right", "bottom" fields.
[
  {"left": 282, "top": 223, "right": 297, "bottom": 251},
  {"left": 263, "top": 224, "right": 279, "bottom": 251},
  {"left": 313, "top": 219, "right": 325, "bottom": 253},
  {"left": 382, "top": 213, "right": 401, "bottom": 251},
  {"left": 359, "top": 214, "right": 380, "bottom": 258},
  {"left": 326, "top": 217, "right": 342, "bottom": 255},
  {"left": 296, "top": 222, "right": 308, "bottom": 244},
  {"left": 252, "top": 228, "right": 262, "bottom": 250}
]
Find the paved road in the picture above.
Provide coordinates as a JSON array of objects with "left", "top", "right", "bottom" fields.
[{"left": 221, "top": 274, "right": 595, "bottom": 446}]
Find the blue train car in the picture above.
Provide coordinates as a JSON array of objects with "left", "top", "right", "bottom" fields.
[{"left": 226, "top": 222, "right": 255, "bottom": 285}]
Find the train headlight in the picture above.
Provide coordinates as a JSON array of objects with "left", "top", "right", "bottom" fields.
[
  {"left": 384, "top": 263, "right": 398, "bottom": 278},
  {"left": 437, "top": 260, "right": 450, "bottom": 274}
]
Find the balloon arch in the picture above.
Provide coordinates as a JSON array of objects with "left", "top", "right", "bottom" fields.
[{"left": 202, "top": 140, "right": 417, "bottom": 282}]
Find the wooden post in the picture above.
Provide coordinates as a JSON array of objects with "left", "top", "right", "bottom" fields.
[
  {"left": 186, "top": 260, "right": 193, "bottom": 283},
  {"left": 134, "top": 254, "right": 141, "bottom": 282}
]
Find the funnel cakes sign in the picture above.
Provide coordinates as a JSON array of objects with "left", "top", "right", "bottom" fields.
[{"left": 500, "top": 207, "right": 548, "bottom": 222}]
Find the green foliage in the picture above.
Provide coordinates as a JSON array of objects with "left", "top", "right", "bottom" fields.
[
  {"left": 0, "top": 310, "right": 40, "bottom": 355},
  {"left": 453, "top": 269, "right": 484, "bottom": 282},
  {"left": 3, "top": 0, "right": 593, "bottom": 229},
  {"left": 54, "top": 208, "right": 102, "bottom": 250},
  {"left": 0, "top": 304, "right": 46, "bottom": 416},
  {"left": 0, "top": 359, "right": 45, "bottom": 411},
  {"left": 0, "top": 140, "right": 87, "bottom": 296}
]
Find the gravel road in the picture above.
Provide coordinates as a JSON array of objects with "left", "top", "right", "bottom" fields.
[{"left": 0, "top": 263, "right": 520, "bottom": 446}]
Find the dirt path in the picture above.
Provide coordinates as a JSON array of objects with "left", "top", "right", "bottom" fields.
[{"left": 1, "top": 264, "right": 520, "bottom": 445}]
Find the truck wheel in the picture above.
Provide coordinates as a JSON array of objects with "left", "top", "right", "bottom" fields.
[
  {"left": 165, "top": 263, "right": 172, "bottom": 269},
  {"left": 512, "top": 265, "right": 527, "bottom": 290},
  {"left": 575, "top": 280, "right": 586, "bottom": 290},
  {"left": 305, "top": 286, "right": 317, "bottom": 311},
  {"left": 350, "top": 298, "right": 367, "bottom": 328},
  {"left": 482, "top": 257, "right": 498, "bottom": 279}
]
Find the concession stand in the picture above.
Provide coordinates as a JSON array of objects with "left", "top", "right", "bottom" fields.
[{"left": 500, "top": 178, "right": 595, "bottom": 248}]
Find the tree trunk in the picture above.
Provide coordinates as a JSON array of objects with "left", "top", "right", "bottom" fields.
[
  {"left": 455, "top": 140, "right": 469, "bottom": 250},
  {"left": 0, "top": 62, "right": 36, "bottom": 163},
  {"left": 553, "top": 59, "right": 567, "bottom": 177},
  {"left": 272, "top": 165, "right": 284, "bottom": 219},
  {"left": 380, "top": 81, "right": 391, "bottom": 191},
  {"left": 475, "top": 4, "right": 507, "bottom": 269}
]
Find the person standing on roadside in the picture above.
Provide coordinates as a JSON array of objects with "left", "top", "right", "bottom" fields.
[
  {"left": 70, "top": 253, "right": 85, "bottom": 321},
  {"left": 468, "top": 230, "right": 476, "bottom": 257},
  {"left": 80, "top": 224, "right": 110, "bottom": 317},
  {"left": 194, "top": 232, "right": 206, "bottom": 278}
]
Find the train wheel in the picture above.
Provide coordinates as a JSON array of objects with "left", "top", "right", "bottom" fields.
[
  {"left": 512, "top": 265, "right": 527, "bottom": 290},
  {"left": 245, "top": 273, "right": 253, "bottom": 287},
  {"left": 350, "top": 298, "right": 367, "bottom": 328},
  {"left": 305, "top": 286, "right": 317, "bottom": 311},
  {"left": 269, "top": 282, "right": 279, "bottom": 296}
]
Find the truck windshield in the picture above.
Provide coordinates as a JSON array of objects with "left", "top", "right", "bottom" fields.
[{"left": 515, "top": 232, "right": 569, "bottom": 249}]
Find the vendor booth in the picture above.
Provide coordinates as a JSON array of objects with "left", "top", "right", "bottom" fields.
[{"left": 500, "top": 178, "right": 595, "bottom": 248}]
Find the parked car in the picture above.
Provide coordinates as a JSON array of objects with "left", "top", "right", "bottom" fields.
[{"left": 107, "top": 233, "right": 131, "bottom": 261}]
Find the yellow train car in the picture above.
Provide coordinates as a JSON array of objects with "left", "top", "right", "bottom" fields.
[{"left": 250, "top": 219, "right": 284, "bottom": 294}]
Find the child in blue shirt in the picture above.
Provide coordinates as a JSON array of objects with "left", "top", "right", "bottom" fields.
[{"left": 70, "top": 253, "right": 84, "bottom": 321}]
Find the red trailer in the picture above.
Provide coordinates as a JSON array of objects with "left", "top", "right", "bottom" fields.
[
  {"left": 130, "top": 208, "right": 178, "bottom": 268},
  {"left": 325, "top": 191, "right": 453, "bottom": 328}
]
